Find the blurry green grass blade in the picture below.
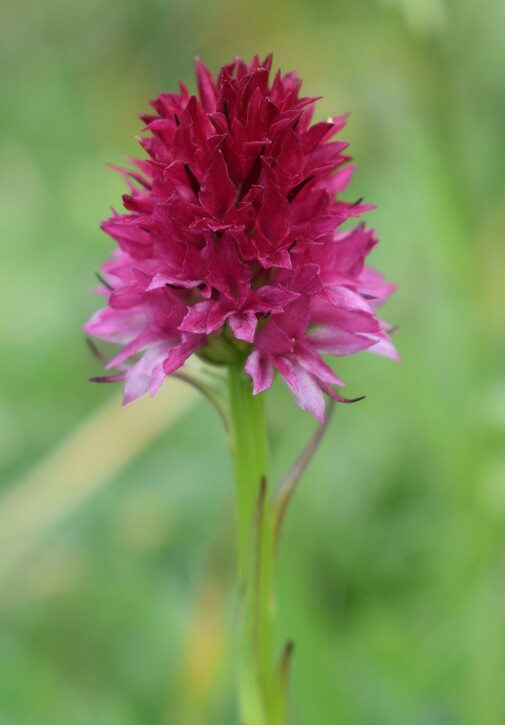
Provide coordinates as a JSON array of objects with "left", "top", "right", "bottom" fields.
[{"left": 0, "top": 380, "right": 198, "bottom": 590}]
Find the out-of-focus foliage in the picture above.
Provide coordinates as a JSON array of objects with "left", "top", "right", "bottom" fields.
[{"left": 1, "top": 0, "right": 505, "bottom": 722}]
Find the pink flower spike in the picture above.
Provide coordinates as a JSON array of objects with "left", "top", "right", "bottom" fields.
[{"left": 86, "top": 55, "right": 397, "bottom": 419}]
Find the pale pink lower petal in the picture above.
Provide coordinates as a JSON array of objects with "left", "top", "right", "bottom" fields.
[
  {"left": 288, "top": 367, "right": 326, "bottom": 422},
  {"left": 245, "top": 350, "right": 274, "bottom": 394},
  {"left": 123, "top": 342, "right": 172, "bottom": 404},
  {"left": 295, "top": 342, "right": 345, "bottom": 385},
  {"left": 107, "top": 330, "right": 162, "bottom": 369},
  {"left": 84, "top": 307, "right": 146, "bottom": 345},
  {"left": 366, "top": 329, "right": 401, "bottom": 361},
  {"left": 307, "top": 326, "right": 377, "bottom": 356},
  {"left": 162, "top": 334, "right": 205, "bottom": 375},
  {"left": 272, "top": 356, "right": 298, "bottom": 390},
  {"left": 229, "top": 312, "right": 257, "bottom": 342}
]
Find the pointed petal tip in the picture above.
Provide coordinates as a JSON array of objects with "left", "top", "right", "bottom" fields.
[
  {"left": 89, "top": 374, "right": 124, "bottom": 384},
  {"left": 335, "top": 392, "right": 366, "bottom": 404}
]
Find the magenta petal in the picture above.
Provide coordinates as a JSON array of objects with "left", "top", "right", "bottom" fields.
[
  {"left": 101, "top": 216, "right": 151, "bottom": 257},
  {"left": 245, "top": 350, "right": 274, "bottom": 394},
  {"left": 302, "top": 121, "right": 334, "bottom": 153},
  {"left": 123, "top": 342, "right": 171, "bottom": 404},
  {"left": 208, "top": 233, "right": 251, "bottom": 302},
  {"left": 179, "top": 300, "right": 231, "bottom": 335},
  {"left": 146, "top": 273, "right": 196, "bottom": 291},
  {"left": 109, "top": 285, "right": 144, "bottom": 309},
  {"left": 295, "top": 342, "right": 345, "bottom": 385},
  {"left": 84, "top": 307, "right": 145, "bottom": 345},
  {"left": 229, "top": 312, "right": 257, "bottom": 342},
  {"left": 307, "top": 326, "right": 377, "bottom": 356},
  {"left": 272, "top": 356, "right": 298, "bottom": 390},
  {"left": 255, "top": 284, "right": 299, "bottom": 310},
  {"left": 327, "top": 164, "right": 355, "bottom": 194},
  {"left": 259, "top": 246, "right": 293, "bottom": 270},
  {"left": 358, "top": 266, "right": 397, "bottom": 308},
  {"left": 195, "top": 58, "right": 217, "bottom": 112},
  {"left": 255, "top": 318, "right": 294, "bottom": 356},
  {"left": 199, "top": 151, "right": 236, "bottom": 219},
  {"left": 257, "top": 169, "right": 290, "bottom": 244},
  {"left": 107, "top": 330, "right": 161, "bottom": 369},
  {"left": 162, "top": 335, "right": 204, "bottom": 375},
  {"left": 288, "top": 367, "right": 326, "bottom": 422},
  {"left": 366, "top": 329, "right": 401, "bottom": 361},
  {"left": 286, "top": 264, "right": 322, "bottom": 296},
  {"left": 273, "top": 299, "right": 311, "bottom": 340}
]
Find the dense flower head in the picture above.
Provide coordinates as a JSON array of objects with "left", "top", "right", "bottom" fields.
[{"left": 85, "top": 54, "right": 398, "bottom": 421}]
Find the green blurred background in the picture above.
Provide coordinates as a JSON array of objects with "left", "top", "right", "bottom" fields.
[{"left": 1, "top": 0, "right": 505, "bottom": 722}]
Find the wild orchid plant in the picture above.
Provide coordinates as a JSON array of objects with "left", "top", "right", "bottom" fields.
[{"left": 85, "top": 54, "right": 397, "bottom": 725}]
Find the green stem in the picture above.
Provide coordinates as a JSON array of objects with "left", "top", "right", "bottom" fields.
[{"left": 228, "top": 364, "right": 275, "bottom": 725}]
